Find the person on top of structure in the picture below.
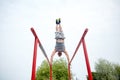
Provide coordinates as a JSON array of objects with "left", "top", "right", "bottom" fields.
[{"left": 51, "top": 18, "right": 69, "bottom": 62}]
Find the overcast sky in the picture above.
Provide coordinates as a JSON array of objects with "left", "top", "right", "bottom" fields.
[{"left": 0, "top": 0, "right": 120, "bottom": 80}]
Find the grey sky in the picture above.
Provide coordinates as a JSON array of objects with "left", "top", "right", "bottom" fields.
[{"left": 0, "top": 0, "right": 120, "bottom": 80}]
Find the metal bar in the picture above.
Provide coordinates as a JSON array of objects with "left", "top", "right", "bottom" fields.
[
  {"left": 39, "top": 44, "right": 50, "bottom": 64},
  {"left": 64, "top": 52, "right": 71, "bottom": 80},
  {"left": 50, "top": 51, "right": 55, "bottom": 80},
  {"left": 31, "top": 27, "right": 50, "bottom": 63},
  {"left": 69, "top": 28, "right": 88, "bottom": 64},
  {"left": 82, "top": 39, "right": 93, "bottom": 80},
  {"left": 50, "top": 63, "right": 52, "bottom": 80},
  {"left": 31, "top": 27, "right": 40, "bottom": 44},
  {"left": 68, "top": 63, "right": 71, "bottom": 80},
  {"left": 31, "top": 38, "right": 38, "bottom": 80},
  {"left": 31, "top": 27, "right": 50, "bottom": 80}
]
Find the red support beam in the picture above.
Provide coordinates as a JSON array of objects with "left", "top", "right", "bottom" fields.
[
  {"left": 31, "top": 27, "right": 50, "bottom": 63},
  {"left": 69, "top": 28, "right": 88, "bottom": 64},
  {"left": 69, "top": 28, "right": 93, "bottom": 80},
  {"left": 50, "top": 63, "right": 52, "bottom": 80},
  {"left": 31, "top": 28, "right": 40, "bottom": 44},
  {"left": 82, "top": 39, "right": 93, "bottom": 80},
  {"left": 31, "top": 27, "right": 50, "bottom": 80},
  {"left": 31, "top": 38, "right": 38, "bottom": 80},
  {"left": 68, "top": 63, "right": 71, "bottom": 80}
]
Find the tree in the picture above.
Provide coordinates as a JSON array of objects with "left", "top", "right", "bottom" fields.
[
  {"left": 87, "top": 72, "right": 99, "bottom": 80},
  {"left": 114, "top": 64, "right": 120, "bottom": 80},
  {"left": 87, "top": 59, "right": 120, "bottom": 80},
  {"left": 36, "top": 58, "right": 72, "bottom": 80},
  {"left": 36, "top": 60, "right": 50, "bottom": 80},
  {"left": 94, "top": 59, "right": 119, "bottom": 80}
]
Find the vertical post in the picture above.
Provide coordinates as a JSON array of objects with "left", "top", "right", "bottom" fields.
[
  {"left": 31, "top": 38, "right": 38, "bottom": 80},
  {"left": 50, "top": 52, "right": 54, "bottom": 80},
  {"left": 68, "top": 63, "right": 71, "bottom": 80},
  {"left": 82, "top": 39, "right": 93, "bottom": 80},
  {"left": 50, "top": 63, "right": 52, "bottom": 80}
]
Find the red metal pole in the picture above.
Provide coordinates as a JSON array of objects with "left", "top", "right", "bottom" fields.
[
  {"left": 31, "top": 38, "right": 38, "bottom": 80},
  {"left": 31, "top": 28, "right": 40, "bottom": 44},
  {"left": 69, "top": 28, "right": 88, "bottom": 64},
  {"left": 31, "top": 27, "right": 50, "bottom": 64},
  {"left": 50, "top": 63, "right": 52, "bottom": 80},
  {"left": 31, "top": 27, "right": 51, "bottom": 80},
  {"left": 68, "top": 63, "right": 71, "bottom": 80},
  {"left": 50, "top": 51, "right": 55, "bottom": 80},
  {"left": 82, "top": 39, "right": 93, "bottom": 80}
]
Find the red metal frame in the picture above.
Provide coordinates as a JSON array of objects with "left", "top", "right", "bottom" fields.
[
  {"left": 69, "top": 29, "right": 88, "bottom": 64},
  {"left": 30, "top": 27, "right": 93, "bottom": 80},
  {"left": 31, "top": 28, "right": 50, "bottom": 80},
  {"left": 69, "top": 28, "right": 93, "bottom": 80}
]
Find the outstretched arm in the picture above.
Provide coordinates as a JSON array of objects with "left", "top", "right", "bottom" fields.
[
  {"left": 50, "top": 49, "right": 56, "bottom": 63},
  {"left": 64, "top": 50, "right": 70, "bottom": 63}
]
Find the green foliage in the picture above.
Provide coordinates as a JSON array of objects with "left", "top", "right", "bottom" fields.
[
  {"left": 36, "top": 58, "right": 70, "bottom": 80},
  {"left": 52, "top": 59, "right": 68, "bottom": 80},
  {"left": 94, "top": 59, "right": 120, "bottom": 80},
  {"left": 36, "top": 60, "right": 50, "bottom": 80},
  {"left": 91, "top": 72, "right": 98, "bottom": 80},
  {"left": 114, "top": 64, "right": 120, "bottom": 80}
]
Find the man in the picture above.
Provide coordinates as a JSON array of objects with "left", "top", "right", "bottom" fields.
[
  {"left": 51, "top": 18, "right": 69, "bottom": 62},
  {"left": 55, "top": 18, "right": 65, "bottom": 54}
]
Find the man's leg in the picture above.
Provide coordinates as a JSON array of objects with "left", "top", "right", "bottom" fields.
[
  {"left": 56, "top": 24, "right": 59, "bottom": 31},
  {"left": 56, "top": 18, "right": 62, "bottom": 32}
]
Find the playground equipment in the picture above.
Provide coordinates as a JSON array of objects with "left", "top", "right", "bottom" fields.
[{"left": 30, "top": 27, "right": 93, "bottom": 80}]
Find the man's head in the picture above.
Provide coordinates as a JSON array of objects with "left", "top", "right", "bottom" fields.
[{"left": 58, "top": 52, "right": 62, "bottom": 57}]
